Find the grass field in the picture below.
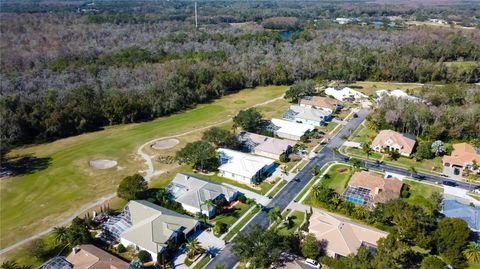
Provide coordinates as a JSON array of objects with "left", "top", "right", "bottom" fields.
[
  {"left": 277, "top": 211, "right": 305, "bottom": 236},
  {"left": 0, "top": 85, "right": 288, "bottom": 249},
  {"left": 345, "top": 81, "right": 425, "bottom": 96},
  {"left": 321, "top": 164, "right": 352, "bottom": 194},
  {"left": 213, "top": 203, "right": 251, "bottom": 228},
  {"left": 469, "top": 262, "right": 480, "bottom": 269},
  {"left": 223, "top": 206, "right": 260, "bottom": 241},
  {"left": 402, "top": 179, "right": 443, "bottom": 214},
  {"left": 268, "top": 180, "right": 287, "bottom": 198}
]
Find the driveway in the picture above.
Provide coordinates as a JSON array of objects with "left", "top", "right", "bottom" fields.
[{"left": 191, "top": 229, "right": 225, "bottom": 255}]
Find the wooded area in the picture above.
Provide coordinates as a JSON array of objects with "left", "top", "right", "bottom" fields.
[{"left": 1, "top": 2, "right": 479, "bottom": 154}]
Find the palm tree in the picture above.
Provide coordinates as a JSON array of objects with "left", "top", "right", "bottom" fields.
[
  {"left": 362, "top": 143, "right": 373, "bottom": 159},
  {"left": 202, "top": 199, "right": 215, "bottom": 213},
  {"left": 195, "top": 212, "right": 208, "bottom": 224},
  {"left": 409, "top": 166, "right": 417, "bottom": 177},
  {"left": 350, "top": 158, "right": 362, "bottom": 171},
  {"left": 267, "top": 207, "right": 282, "bottom": 225},
  {"left": 311, "top": 184, "right": 322, "bottom": 200},
  {"left": 52, "top": 226, "right": 68, "bottom": 245},
  {"left": 311, "top": 164, "right": 319, "bottom": 176},
  {"left": 186, "top": 238, "right": 202, "bottom": 256},
  {"left": 1, "top": 260, "right": 19, "bottom": 269},
  {"left": 330, "top": 194, "right": 341, "bottom": 209},
  {"left": 464, "top": 242, "right": 480, "bottom": 263}
]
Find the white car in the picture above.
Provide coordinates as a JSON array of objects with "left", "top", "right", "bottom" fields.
[{"left": 304, "top": 258, "right": 321, "bottom": 268}]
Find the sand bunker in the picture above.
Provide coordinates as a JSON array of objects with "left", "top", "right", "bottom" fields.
[
  {"left": 89, "top": 159, "right": 118, "bottom": 169},
  {"left": 151, "top": 138, "right": 179, "bottom": 150}
]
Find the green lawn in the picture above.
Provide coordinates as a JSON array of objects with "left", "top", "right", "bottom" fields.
[
  {"left": 180, "top": 167, "right": 273, "bottom": 195},
  {"left": 349, "top": 126, "right": 377, "bottom": 144},
  {"left": 469, "top": 262, "right": 480, "bottom": 269},
  {"left": 345, "top": 147, "right": 443, "bottom": 174},
  {"left": 445, "top": 61, "right": 479, "bottom": 70},
  {"left": 213, "top": 203, "right": 251, "bottom": 227},
  {"left": 402, "top": 179, "right": 443, "bottom": 214},
  {"left": 277, "top": 211, "right": 305, "bottom": 236},
  {"left": 268, "top": 180, "right": 287, "bottom": 198},
  {"left": 345, "top": 81, "right": 425, "bottom": 96},
  {"left": 223, "top": 206, "right": 261, "bottom": 241},
  {"left": 294, "top": 162, "right": 334, "bottom": 201},
  {"left": 192, "top": 255, "right": 211, "bottom": 269},
  {"left": 0, "top": 85, "right": 287, "bottom": 249},
  {"left": 321, "top": 164, "right": 352, "bottom": 194}
]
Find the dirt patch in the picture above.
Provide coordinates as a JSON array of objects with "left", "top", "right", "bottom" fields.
[
  {"left": 89, "top": 159, "right": 118, "bottom": 169},
  {"left": 337, "top": 167, "right": 348, "bottom": 173},
  {"left": 151, "top": 138, "right": 180, "bottom": 150}
]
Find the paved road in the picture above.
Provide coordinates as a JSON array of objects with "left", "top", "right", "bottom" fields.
[
  {"left": 205, "top": 109, "right": 370, "bottom": 269},
  {"left": 206, "top": 107, "right": 479, "bottom": 269},
  {"left": 360, "top": 160, "right": 479, "bottom": 190}
]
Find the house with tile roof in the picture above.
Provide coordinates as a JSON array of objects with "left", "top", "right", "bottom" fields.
[
  {"left": 342, "top": 171, "right": 403, "bottom": 207},
  {"left": 239, "top": 132, "right": 297, "bottom": 160},
  {"left": 217, "top": 148, "right": 276, "bottom": 184},
  {"left": 66, "top": 244, "right": 129, "bottom": 269},
  {"left": 308, "top": 208, "right": 388, "bottom": 258},
  {"left": 285, "top": 105, "right": 332, "bottom": 126},
  {"left": 299, "top": 96, "right": 343, "bottom": 113},
  {"left": 371, "top": 130, "right": 416, "bottom": 157},
  {"left": 167, "top": 173, "right": 238, "bottom": 217},
  {"left": 104, "top": 200, "right": 199, "bottom": 260},
  {"left": 442, "top": 143, "right": 480, "bottom": 178}
]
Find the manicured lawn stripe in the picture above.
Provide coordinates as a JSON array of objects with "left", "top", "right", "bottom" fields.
[{"left": 223, "top": 206, "right": 260, "bottom": 241}]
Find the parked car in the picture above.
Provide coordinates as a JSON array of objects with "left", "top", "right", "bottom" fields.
[
  {"left": 305, "top": 258, "right": 321, "bottom": 268},
  {"left": 440, "top": 174, "right": 449, "bottom": 177},
  {"left": 443, "top": 180, "right": 457, "bottom": 187},
  {"left": 353, "top": 113, "right": 358, "bottom": 118}
]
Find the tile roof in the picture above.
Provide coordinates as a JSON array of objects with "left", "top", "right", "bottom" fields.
[
  {"left": 66, "top": 245, "right": 128, "bottom": 269},
  {"left": 443, "top": 143, "right": 480, "bottom": 168},
  {"left": 217, "top": 148, "right": 274, "bottom": 179},
  {"left": 299, "top": 96, "right": 342, "bottom": 111},
  {"left": 371, "top": 130, "right": 416, "bottom": 155},
  {"left": 348, "top": 171, "right": 403, "bottom": 204},
  {"left": 308, "top": 209, "right": 388, "bottom": 257}
]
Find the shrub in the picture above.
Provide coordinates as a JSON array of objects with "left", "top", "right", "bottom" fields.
[
  {"left": 401, "top": 184, "right": 411, "bottom": 198},
  {"left": 29, "top": 239, "right": 47, "bottom": 258},
  {"left": 237, "top": 194, "right": 247, "bottom": 203},
  {"left": 214, "top": 221, "right": 227, "bottom": 236},
  {"left": 138, "top": 250, "right": 152, "bottom": 263},
  {"left": 279, "top": 153, "right": 289, "bottom": 163},
  {"left": 117, "top": 244, "right": 126, "bottom": 253}
]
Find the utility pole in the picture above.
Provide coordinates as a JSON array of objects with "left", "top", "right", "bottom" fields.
[{"left": 195, "top": 1, "right": 198, "bottom": 29}]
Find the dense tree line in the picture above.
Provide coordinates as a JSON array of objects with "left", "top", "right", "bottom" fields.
[
  {"left": 369, "top": 84, "right": 480, "bottom": 144},
  {"left": 1, "top": 12, "right": 480, "bottom": 153}
]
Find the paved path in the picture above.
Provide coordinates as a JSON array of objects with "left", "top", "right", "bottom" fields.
[{"left": 0, "top": 95, "right": 285, "bottom": 255}]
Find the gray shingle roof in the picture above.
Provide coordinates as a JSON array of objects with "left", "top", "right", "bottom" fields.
[
  {"left": 121, "top": 200, "right": 198, "bottom": 254},
  {"left": 168, "top": 173, "right": 238, "bottom": 211}
]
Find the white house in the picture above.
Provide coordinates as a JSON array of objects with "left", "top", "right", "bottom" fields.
[
  {"left": 217, "top": 148, "right": 275, "bottom": 184},
  {"left": 167, "top": 173, "right": 238, "bottom": 217},
  {"left": 285, "top": 105, "right": 332, "bottom": 126},
  {"left": 270, "top": 118, "right": 315, "bottom": 141},
  {"left": 375, "top": 89, "right": 421, "bottom": 102},
  {"left": 325, "top": 87, "right": 368, "bottom": 102}
]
